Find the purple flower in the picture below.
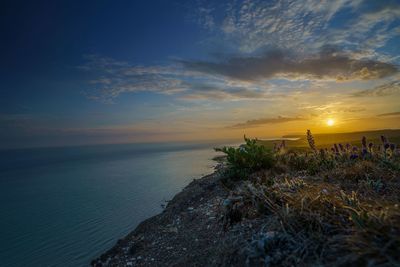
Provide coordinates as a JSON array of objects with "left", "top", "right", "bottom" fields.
[
  {"left": 361, "top": 147, "right": 368, "bottom": 157},
  {"left": 362, "top": 136, "right": 367, "bottom": 148},
  {"left": 352, "top": 146, "right": 358, "bottom": 152},
  {"left": 389, "top": 143, "right": 396, "bottom": 152},
  {"left": 350, "top": 154, "right": 359, "bottom": 160},
  {"left": 384, "top": 143, "right": 390, "bottom": 150},
  {"left": 346, "top": 143, "right": 351, "bottom": 151},
  {"left": 381, "top": 135, "right": 388, "bottom": 145},
  {"left": 306, "top": 130, "right": 316, "bottom": 151}
]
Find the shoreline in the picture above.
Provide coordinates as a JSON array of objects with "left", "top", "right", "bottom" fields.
[{"left": 91, "top": 170, "right": 231, "bottom": 266}]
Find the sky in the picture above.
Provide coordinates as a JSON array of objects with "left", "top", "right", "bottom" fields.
[{"left": 1, "top": 0, "right": 400, "bottom": 149}]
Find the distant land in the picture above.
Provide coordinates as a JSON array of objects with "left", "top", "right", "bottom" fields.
[{"left": 260, "top": 129, "right": 400, "bottom": 149}]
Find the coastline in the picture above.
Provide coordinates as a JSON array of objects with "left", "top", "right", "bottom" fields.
[{"left": 91, "top": 170, "right": 231, "bottom": 266}]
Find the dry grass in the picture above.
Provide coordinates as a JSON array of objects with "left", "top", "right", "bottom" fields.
[{"left": 218, "top": 132, "right": 400, "bottom": 266}]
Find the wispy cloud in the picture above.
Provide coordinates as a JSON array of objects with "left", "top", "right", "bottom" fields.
[
  {"left": 80, "top": 55, "right": 288, "bottom": 102},
  {"left": 182, "top": 48, "right": 398, "bottom": 81},
  {"left": 352, "top": 80, "right": 400, "bottom": 97},
  {"left": 322, "top": 2, "right": 400, "bottom": 54},
  {"left": 229, "top": 116, "right": 305, "bottom": 128},
  {"left": 80, "top": 55, "right": 191, "bottom": 103},
  {"left": 196, "top": 0, "right": 361, "bottom": 53},
  {"left": 195, "top": 0, "right": 400, "bottom": 58},
  {"left": 377, "top": 111, "right": 400, "bottom": 117}
]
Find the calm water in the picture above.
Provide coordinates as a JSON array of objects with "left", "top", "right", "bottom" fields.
[{"left": 0, "top": 142, "right": 224, "bottom": 267}]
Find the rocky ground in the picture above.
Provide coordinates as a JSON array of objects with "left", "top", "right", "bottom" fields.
[{"left": 91, "top": 171, "right": 229, "bottom": 266}]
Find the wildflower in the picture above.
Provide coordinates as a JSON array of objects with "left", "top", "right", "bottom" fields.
[
  {"left": 381, "top": 135, "right": 388, "bottom": 144},
  {"left": 382, "top": 142, "right": 390, "bottom": 160},
  {"left": 333, "top": 143, "right": 339, "bottom": 154},
  {"left": 361, "top": 148, "right": 369, "bottom": 158},
  {"left": 361, "top": 136, "right": 367, "bottom": 148},
  {"left": 384, "top": 143, "right": 390, "bottom": 150},
  {"left": 350, "top": 154, "right": 359, "bottom": 160},
  {"left": 338, "top": 143, "right": 344, "bottom": 152},
  {"left": 359, "top": 136, "right": 369, "bottom": 156},
  {"left": 368, "top": 142, "right": 373, "bottom": 152},
  {"left": 390, "top": 143, "right": 396, "bottom": 152},
  {"left": 306, "top": 130, "right": 316, "bottom": 152},
  {"left": 346, "top": 143, "right": 351, "bottom": 151},
  {"left": 350, "top": 146, "right": 359, "bottom": 160}
]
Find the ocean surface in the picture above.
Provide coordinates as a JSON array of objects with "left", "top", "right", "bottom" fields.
[{"left": 0, "top": 141, "right": 228, "bottom": 267}]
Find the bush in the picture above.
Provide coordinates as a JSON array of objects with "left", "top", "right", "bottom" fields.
[{"left": 215, "top": 136, "right": 275, "bottom": 179}]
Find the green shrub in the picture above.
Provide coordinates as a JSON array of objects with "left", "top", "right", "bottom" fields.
[{"left": 215, "top": 136, "right": 275, "bottom": 179}]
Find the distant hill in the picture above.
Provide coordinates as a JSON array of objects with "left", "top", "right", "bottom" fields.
[{"left": 260, "top": 129, "right": 400, "bottom": 149}]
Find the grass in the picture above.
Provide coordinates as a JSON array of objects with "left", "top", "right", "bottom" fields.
[{"left": 216, "top": 130, "right": 400, "bottom": 266}]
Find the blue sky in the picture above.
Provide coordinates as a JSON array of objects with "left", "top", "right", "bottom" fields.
[{"left": 1, "top": 0, "right": 400, "bottom": 149}]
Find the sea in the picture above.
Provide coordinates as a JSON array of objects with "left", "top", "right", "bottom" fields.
[{"left": 0, "top": 141, "right": 230, "bottom": 267}]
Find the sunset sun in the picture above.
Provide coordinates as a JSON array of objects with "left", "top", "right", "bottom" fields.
[{"left": 326, "top": 119, "right": 335, "bottom": 126}]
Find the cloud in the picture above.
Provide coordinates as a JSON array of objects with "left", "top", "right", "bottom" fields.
[
  {"left": 352, "top": 80, "right": 400, "bottom": 97},
  {"left": 178, "top": 83, "right": 288, "bottom": 101},
  {"left": 342, "top": 107, "right": 366, "bottom": 113},
  {"left": 196, "top": 7, "right": 215, "bottom": 30},
  {"left": 81, "top": 1, "right": 400, "bottom": 103},
  {"left": 204, "top": 0, "right": 361, "bottom": 53},
  {"left": 377, "top": 111, "right": 400, "bottom": 117},
  {"left": 182, "top": 48, "right": 398, "bottom": 81},
  {"left": 81, "top": 55, "right": 290, "bottom": 102},
  {"left": 229, "top": 116, "right": 305, "bottom": 128},
  {"left": 82, "top": 51, "right": 398, "bottom": 104},
  {"left": 194, "top": 0, "right": 399, "bottom": 59},
  {"left": 338, "top": 2, "right": 400, "bottom": 50},
  {"left": 80, "top": 55, "right": 192, "bottom": 103}
]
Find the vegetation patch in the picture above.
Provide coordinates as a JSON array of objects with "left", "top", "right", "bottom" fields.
[{"left": 218, "top": 130, "right": 400, "bottom": 266}]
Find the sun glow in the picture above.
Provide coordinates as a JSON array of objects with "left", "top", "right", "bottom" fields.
[{"left": 326, "top": 119, "right": 335, "bottom": 126}]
